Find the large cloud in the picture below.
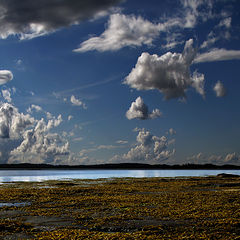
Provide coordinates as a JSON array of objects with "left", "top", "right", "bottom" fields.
[
  {"left": 10, "top": 117, "right": 69, "bottom": 163},
  {"left": 110, "top": 128, "right": 175, "bottom": 164},
  {"left": 124, "top": 39, "right": 205, "bottom": 99},
  {"left": 0, "top": 103, "right": 34, "bottom": 139},
  {"left": 0, "top": 70, "right": 13, "bottom": 85},
  {"left": 0, "top": 0, "right": 122, "bottom": 39},
  {"left": 126, "top": 96, "right": 162, "bottom": 120},
  {"left": 0, "top": 101, "right": 69, "bottom": 164}
]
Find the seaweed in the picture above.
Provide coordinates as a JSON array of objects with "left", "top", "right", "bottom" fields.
[{"left": 0, "top": 176, "right": 239, "bottom": 239}]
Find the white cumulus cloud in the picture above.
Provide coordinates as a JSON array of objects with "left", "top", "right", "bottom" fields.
[
  {"left": 27, "top": 104, "right": 43, "bottom": 113},
  {"left": 68, "top": 115, "right": 73, "bottom": 121},
  {"left": 187, "top": 152, "right": 240, "bottom": 165},
  {"left": 110, "top": 128, "right": 175, "bottom": 164},
  {"left": 126, "top": 96, "right": 162, "bottom": 120},
  {"left": 9, "top": 115, "right": 68, "bottom": 164},
  {"left": 124, "top": 39, "right": 205, "bottom": 99},
  {"left": 0, "top": 103, "right": 35, "bottom": 139},
  {"left": 0, "top": 101, "right": 69, "bottom": 164},
  {"left": 213, "top": 81, "right": 226, "bottom": 97},
  {"left": 224, "top": 153, "right": 240, "bottom": 165},
  {"left": 70, "top": 95, "right": 87, "bottom": 109}
]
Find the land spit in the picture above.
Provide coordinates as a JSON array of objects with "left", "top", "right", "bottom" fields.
[{"left": 0, "top": 175, "right": 239, "bottom": 239}]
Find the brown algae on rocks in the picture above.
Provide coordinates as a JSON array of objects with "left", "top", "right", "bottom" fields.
[{"left": 0, "top": 176, "right": 239, "bottom": 239}]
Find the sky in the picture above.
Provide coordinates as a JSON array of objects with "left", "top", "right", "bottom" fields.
[{"left": 0, "top": 0, "right": 240, "bottom": 165}]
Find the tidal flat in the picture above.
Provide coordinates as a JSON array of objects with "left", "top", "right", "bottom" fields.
[{"left": 0, "top": 175, "right": 239, "bottom": 239}]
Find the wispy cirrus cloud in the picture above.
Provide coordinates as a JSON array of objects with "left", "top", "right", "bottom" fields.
[
  {"left": 74, "top": 13, "right": 167, "bottom": 52},
  {"left": 79, "top": 144, "right": 121, "bottom": 157},
  {"left": 194, "top": 48, "right": 240, "bottom": 63},
  {"left": 53, "top": 75, "right": 121, "bottom": 99},
  {"left": 74, "top": 0, "right": 216, "bottom": 53},
  {"left": 200, "top": 16, "right": 232, "bottom": 50},
  {"left": 116, "top": 140, "right": 128, "bottom": 144},
  {"left": 1, "top": 89, "right": 12, "bottom": 102}
]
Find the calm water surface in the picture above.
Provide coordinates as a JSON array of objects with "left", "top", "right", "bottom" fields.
[{"left": 0, "top": 169, "right": 240, "bottom": 183}]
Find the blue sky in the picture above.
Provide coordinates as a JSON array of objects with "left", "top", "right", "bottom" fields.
[{"left": 0, "top": 0, "right": 240, "bottom": 165}]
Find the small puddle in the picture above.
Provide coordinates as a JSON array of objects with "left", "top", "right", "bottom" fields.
[
  {"left": 37, "top": 185, "right": 56, "bottom": 189},
  {"left": 222, "top": 189, "right": 240, "bottom": 192},
  {"left": 0, "top": 202, "right": 31, "bottom": 207}
]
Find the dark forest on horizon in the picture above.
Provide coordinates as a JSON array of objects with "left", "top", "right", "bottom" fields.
[{"left": 0, "top": 163, "right": 240, "bottom": 170}]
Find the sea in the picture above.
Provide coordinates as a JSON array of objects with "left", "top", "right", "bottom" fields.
[{"left": 0, "top": 169, "right": 240, "bottom": 183}]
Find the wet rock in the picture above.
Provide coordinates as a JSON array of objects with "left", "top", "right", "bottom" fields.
[{"left": 217, "top": 173, "right": 240, "bottom": 178}]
